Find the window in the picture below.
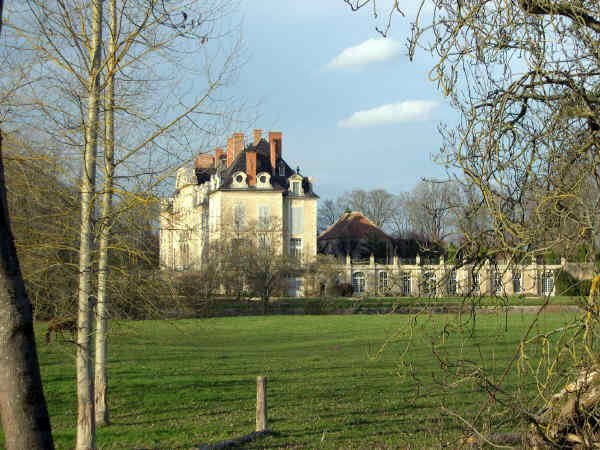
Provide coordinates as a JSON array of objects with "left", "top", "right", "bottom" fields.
[
  {"left": 378, "top": 271, "right": 388, "bottom": 292},
  {"left": 288, "top": 277, "right": 304, "bottom": 297},
  {"left": 447, "top": 269, "right": 457, "bottom": 296},
  {"left": 233, "top": 204, "right": 246, "bottom": 229},
  {"left": 258, "top": 233, "right": 270, "bottom": 249},
  {"left": 180, "top": 243, "right": 189, "bottom": 269},
  {"left": 235, "top": 174, "right": 243, "bottom": 183},
  {"left": 289, "top": 238, "right": 302, "bottom": 259},
  {"left": 493, "top": 271, "right": 503, "bottom": 295},
  {"left": 422, "top": 272, "right": 437, "bottom": 296},
  {"left": 259, "top": 175, "right": 267, "bottom": 183},
  {"left": 291, "top": 181, "right": 301, "bottom": 195},
  {"left": 291, "top": 205, "right": 304, "bottom": 234},
  {"left": 541, "top": 271, "right": 554, "bottom": 296},
  {"left": 472, "top": 271, "right": 480, "bottom": 293},
  {"left": 352, "top": 272, "right": 365, "bottom": 294},
  {"left": 513, "top": 271, "right": 522, "bottom": 294},
  {"left": 278, "top": 161, "right": 285, "bottom": 176},
  {"left": 258, "top": 205, "right": 270, "bottom": 228},
  {"left": 402, "top": 272, "right": 411, "bottom": 296}
]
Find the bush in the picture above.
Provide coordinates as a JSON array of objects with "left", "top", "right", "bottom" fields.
[
  {"left": 555, "top": 271, "right": 591, "bottom": 297},
  {"left": 334, "top": 283, "right": 353, "bottom": 297}
]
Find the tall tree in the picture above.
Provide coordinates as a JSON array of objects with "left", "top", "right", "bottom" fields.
[
  {"left": 0, "top": 1, "right": 55, "bottom": 447},
  {"left": 93, "top": 0, "right": 116, "bottom": 426},
  {"left": 91, "top": 0, "right": 240, "bottom": 426},
  {"left": 75, "top": 0, "right": 102, "bottom": 447}
]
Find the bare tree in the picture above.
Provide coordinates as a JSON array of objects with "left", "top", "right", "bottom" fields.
[
  {"left": 317, "top": 198, "right": 345, "bottom": 233},
  {"left": 5, "top": 0, "right": 241, "bottom": 439},
  {"left": 345, "top": 0, "right": 600, "bottom": 445},
  {"left": 339, "top": 188, "right": 398, "bottom": 228},
  {"left": 400, "top": 179, "right": 459, "bottom": 241}
]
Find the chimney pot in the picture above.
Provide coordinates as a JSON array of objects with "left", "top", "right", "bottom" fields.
[
  {"left": 246, "top": 148, "right": 257, "bottom": 187},
  {"left": 268, "top": 131, "right": 283, "bottom": 175},
  {"left": 253, "top": 129, "right": 262, "bottom": 145},
  {"left": 233, "top": 132, "right": 245, "bottom": 159},
  {"left": 215, "top": 148, "right": 225, "bottom": 168},
  {"left": 226, "top": 137, "right": 234, "bottom": 168}
]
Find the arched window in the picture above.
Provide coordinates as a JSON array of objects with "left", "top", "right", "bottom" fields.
[
  {"left": 541, "top": 271, "right": 554, "bottom": 296},
  {"left": 512, "top": 271, "right": 522, "bottom": 294},
  {"left": 378, "top": 271, "right": 388, "bottom": 292},
  {"left": 352, "top": 272, "right": 365, "bottom": 294},
  {"left": 402, "top": 272, "right": 411, "bottom": 296},
  {"left": 471, "top": 271, "right": 480, "bottom": 294},
  {"left": 493, "top": 271, "right": 503, "bottom": 295},
  {"left": 180, "top": 243, "right": 189, "bottom": 269},
  {"left": 447, "top": 269, "right": 457, "bottom": 296}
]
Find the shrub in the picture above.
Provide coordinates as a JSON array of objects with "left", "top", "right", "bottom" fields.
[
  {"left": 555, "top": 271, "right": 591, "bottom": 297},
  {"left": 334, "top": 283, "right": 354, "bottom": 297}
]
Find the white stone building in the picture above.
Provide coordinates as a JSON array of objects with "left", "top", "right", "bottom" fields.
[{"left": 159, "top": 130, "right": 318, "bottom": 295}]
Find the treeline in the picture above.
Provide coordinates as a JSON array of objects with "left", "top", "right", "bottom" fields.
[
  {"left": 319, "top": 181, "right": 600, "bottom": 264},
  {"left": 4, "top": 136, "right": 167, "bottom": 320}
]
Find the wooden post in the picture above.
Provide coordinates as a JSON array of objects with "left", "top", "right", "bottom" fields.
[{"left": 256, "top": 376, "right": 268, "bottom": 432}]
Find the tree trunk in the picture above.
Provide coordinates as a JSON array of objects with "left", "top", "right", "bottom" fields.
[
  {"left": 0, "top": 130, "right": 55, "bottom": 449},
  {"left": 0, "top": 3, "right": 54, "bottom": 448},
  {"left": 94, "top": 0, "right": 116, "bottom": 427},
  {"left": 76, "top": 0, "right": 103, "bottom": 447}
]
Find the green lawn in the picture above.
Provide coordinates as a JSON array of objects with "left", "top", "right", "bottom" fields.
[{"left": 2, "top": 312, "right": 583, "bottom": 448}]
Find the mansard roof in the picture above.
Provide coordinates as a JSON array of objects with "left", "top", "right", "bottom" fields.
[
  {"left": 220, "top": 138, "right": 292, "bottom": 189},
  {"left": 197, "top": 138, "right": 318, "bottom": 197},
  {"left": 318, "top": 211, "right": 392, "bottom": 242}
]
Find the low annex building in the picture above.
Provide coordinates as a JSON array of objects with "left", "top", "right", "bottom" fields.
[
  {"left": 159, "top": 130, "right": 318, "bottom": 289},
  {"left": 318, "top": 211, "right": 563, "bottom": 297}
]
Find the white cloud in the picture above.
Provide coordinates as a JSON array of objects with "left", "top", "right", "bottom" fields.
[
  {"left": 338, "top": 100, "right": 439, "bottom": 128},
  {"left": 326, "top": 38, "right": 403, "bottom": 70}
]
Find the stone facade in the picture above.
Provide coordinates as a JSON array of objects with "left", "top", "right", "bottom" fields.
[
  {"left": 318, "top": 210, "right": 564, "bottom": 297},
  {"left": 336, "top": 253, "right": 564, "bottom": 297}
]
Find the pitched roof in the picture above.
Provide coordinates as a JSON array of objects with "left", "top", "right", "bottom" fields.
[{"left": 318, "top": 211, "right": 392, "bottom": 241}]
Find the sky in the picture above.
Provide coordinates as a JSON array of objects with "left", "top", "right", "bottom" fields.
[{"left": 227, "top": 0, "right": 458, "bottom": 200}]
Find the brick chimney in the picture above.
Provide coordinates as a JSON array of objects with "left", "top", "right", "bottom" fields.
[
  {"left": 226, "top": 137, "right": 234, "bottom": 168},
  {"left": 246, "top": 148, "right": 257, "bottom": 187},
  {"left": 215, "top": 148, "right": 224, "bottom": 167},
  {"left": 253, "top": 129, "right": 262, "bottom": 145},
  {"left": 233, "top": 132, "right": 244, "bottom": 159},
  {"left": 269, "top": 131, "right": 282, "bottom": 175}
]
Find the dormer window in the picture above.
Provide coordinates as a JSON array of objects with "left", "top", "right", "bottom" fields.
[
  {"left": 292, "top": 181, "right": 301, "bottom": 195},
  {"left": 231, "top": 171, "right": 247, "bottom": 188},
  {"left": 256, "top": 172, "right": 271, "bottom": 189},
  {"left": 288, "top": 174, "right": 304, "bottom": 196},
  {"left": 278, "top": 161, "right": 285, "bottom": 176}
]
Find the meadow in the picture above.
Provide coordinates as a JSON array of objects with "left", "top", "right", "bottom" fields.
[{"left": 2, "top": 311, "right": 583, "bottom": 448}]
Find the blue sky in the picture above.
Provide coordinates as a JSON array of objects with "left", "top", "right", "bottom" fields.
[{"left": 229, "top": 0, "right": 457, "bottom": 199}]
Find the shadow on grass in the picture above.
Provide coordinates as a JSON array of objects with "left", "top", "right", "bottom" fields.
[{"left": 197, "top": 430, "right": 278, "bottom": 449}]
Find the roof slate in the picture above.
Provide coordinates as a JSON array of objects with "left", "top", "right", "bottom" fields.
[
  {"left": 196, "top": 138, "right": 318, "bottom": 197},
  {"left": 318, "top": 211, "right": 392, "bottom": 242}
]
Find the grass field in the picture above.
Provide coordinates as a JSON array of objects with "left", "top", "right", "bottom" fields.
[{"left": 1, "top": 311, "right": 583, "bottom": 449}]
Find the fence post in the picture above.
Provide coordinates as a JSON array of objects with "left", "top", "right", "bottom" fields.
[{"left": 256, "top": 376, "right": 268, "bottom": 432}]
